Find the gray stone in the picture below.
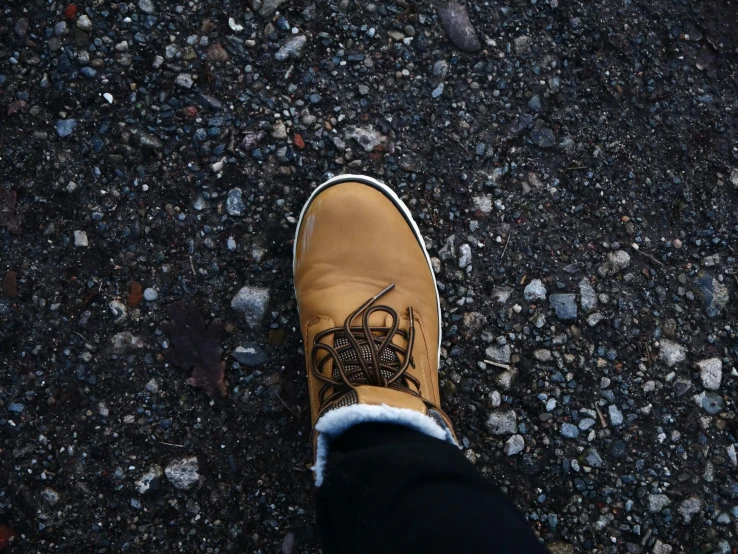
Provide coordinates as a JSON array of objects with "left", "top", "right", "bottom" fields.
[
  {"left": 504, "top": 434, "right": 525, "bottom": 456},
  {"left": 109, "top": 300, "right": 127, "bottom": 323},
  {"left": 560, "top": 423, "right": 579, "bottom": 439},
  {"left": 438, "top": 235, "right": 455, "bottom": 260},
  {"left": 200, "top": 94, "right": 223, "bottom": 110},
  {"left": 76, "top": 15, "right": 93, "bottom": 31},
  {"left": 240, "top": 130, "right": 266, "bottom": 152},
  {"left": 97, "top": 401, "right": 109, "bottom": 417},
  {"left": 578, "top": 418, "right": 596, "bottom": 430},
  {"left": 673, "top": 378, "right": 692, "bottom": 397},
  {"left": 598, "top": 250, "right": 631, "bottom": 276},
  {"left": 491, "top": 286, "right": 512, "bottom": 304},
  {"left": 232, "top": 344, "right": 268, "bottom": 367},
  {"left": 14, "top": 18, "right": 28, "bottom": 37},
  {"left": 702, "top": 392, "right": 724, "bottom": 415},
  {"left": 165, "top": 44, "right": 180, "bottom": 59},
  {"left": 56, "top": 119, "right": 77, "bottom": 138},
  {"left": 694, "top": 273, "right": 729, "bottom": 318},
  {"left": 165, "top": 457, "right": 199, "bottom": 490},
  {"left": 528, "top": 95, "right": 542, "bottom": 111},
  {"left": 509, "top": 114, "right": 533, "bottom": 135},
  {"left": 231, "top": 286, "right": 270, "bottom": 328},
  {"left": 513, "top": 35, "right": 532, "bottom": 54},
  {"left": 531, "top": 128, "right": 555, "bottom": 148},
  {"left": 652, "top": 541, "right": 673, "bottom": 554},
  {"left": 175, "top": 73, "right": 193, "bottom": 88},
  {"left": 436, "top": 0, "right": 481, "bottom": 52},
  {"left": 135, "top": 465, "right": 163, "bottom": 493},
  {"left": 486, "top": 410, "right": 517, "bottom": 435},
  {"left": 74, "top": 230, "right": 88, "bottom": 247},
  {"left": 730, "top": 168, "right": 738, "bottom": 188},
  {"left": 549, "top": 294, "right": 577, "bottom": 321},
  {"left": 345, "top": 125, "right": 386, "bottom": 152},
  {"left": 489, "top": 390, "right": 501, "bottom": 408},
  {"left": 271, "top": 120, "right": 288, "bottom": 139},
  {"left": 659, "top": 339, "right": 686, "bottom": 366},
  {"left": 226, "top": 188, "right": 246, "bottom": 216},
  {"left": 41, "top": 487, "right": 61, "bottom": 505},
  {"left": 111, "top": 332, "right": 144, "bottom": 353},
  {"left": 648, "top": 493, "right": 671, "bottom": 513},
  {"left": 458, "top": 244, "right": 472, "bottom": 268},
  {"left": 463, "top": 312, "right": 485, "bottom": 330},
  {"left": 533, "top": 349, "right": 552, "bottom": 362},
  {"left": 143, "top": 288, "right": 158, "bottom": 302},
  {"left": 8, "top": 402, "right": 24, "bottom": 413},
  {"left": 587, "top": 312, "right": 605, "bottom": 327},
  {"left": 485, "top": 344, "right": 511, "bottom": 364},
  {"left": 585, "top": 448, "right": 603, "bottom": 468},
  {"left": 145, "top": 378, "right": 159, "bottom": 393},
  {"left": 697, "top": 358, "right": 722, "bottom": 390},
  {"left": 716, "top": 512, "right": 731, "bottom": 524},
  {"left": 258, "top": 0, "right": 288, "bottom": 17},
  {"left": 579, "top": 278, "right": 597, "bottom": 313},
  {"left": 524, "top": 279, "right": 547, "bottom": 302},
  {"left": 496, "top": 368, "right": 517, "bottom": 390},
  {"left": 138, "top": 132, "right": 163, "bottom": 150},
  {"left": 608, "top": 404, "right": 623, "bottom": 426},
  {"left": 138, "top": 0, "right": 156, "bottom": 13},
  {"left": 727, "top": 444, "right": 737, "bottom": 467},
  {"left": 702, "top": 254, "right": 721, "bottom": 267},
  {"left": 472, "top": 195, "right": 493, "bottom": 215},
  {"left": 548, "top": 543, "right": 574, "bottom": 554},
  {"left": 678, "top": 496, "right": 702, "bottom": 523},
  {"left": 703, "top": 460, "right": 715, "bottom": 482},
  {"left": 275, "top": 35, "right": 307, "bottom": 61},
  {"left": 433, "top": 60, "right": 449, "bottom": 81},
  {"left": 431, "top": 83, "right": 444, "bottom": 98}
]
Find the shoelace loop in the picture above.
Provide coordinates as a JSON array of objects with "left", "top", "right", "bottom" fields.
[{"left": 310, "top": 284, "right": 422, "bottom": 407}]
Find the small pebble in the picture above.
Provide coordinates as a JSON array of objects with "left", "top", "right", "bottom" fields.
[
  {"left": 74, "top": 230, "right": 89, "bottom": 247},
  {"left": 175, "top": 73, "right": 193, "bottom": 88},
  {"left": 165, "top": 457, "right": 200, "bottom": 490},
  {"left": 145, "top": 378, "right": 159, "bottom": 394},
  {"left": 56, "top": 119, "right": 77, "bottom": 138},
  {"left": 76, "top": 15, "right": 93, "bottom": 31},
  {"left": 504, "top": 434, "right": 525, "bottom": 456},
  {"left": 524, "top": 279, "right": 547, "bottom": 302},
  {"left": 608, "top": 405, "right": 623, "bottom": 426},
  {"left": 560, "top": 423, "right": 579, "bottom": 439}
]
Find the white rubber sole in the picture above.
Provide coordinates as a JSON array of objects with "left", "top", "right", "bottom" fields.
[{"left": 292, "top": 174, "right": 442, "bottom": 368}]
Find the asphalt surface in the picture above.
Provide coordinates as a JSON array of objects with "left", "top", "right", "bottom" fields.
[{"left": 1, "top": 0, "right": 738, "bottom": 552}]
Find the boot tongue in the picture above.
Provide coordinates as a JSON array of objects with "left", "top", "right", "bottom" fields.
[{"left": 331, "top": 332, "right": 402, "bottom": 382}]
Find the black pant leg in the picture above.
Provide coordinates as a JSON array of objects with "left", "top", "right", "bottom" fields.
[{"left": 315, "top": 423, "right": 550, "bottom": 554}]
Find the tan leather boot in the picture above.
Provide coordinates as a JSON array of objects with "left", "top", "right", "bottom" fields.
[{"left": 294, "top": 175, "right": 458, "bottom": 484}]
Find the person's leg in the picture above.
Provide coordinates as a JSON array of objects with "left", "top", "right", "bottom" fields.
[
  {"left": 293, "top": 176, "right": 546, "bottom": 553},
  {"left": 315, "top": 423, "right": 549, "bottom": 554}
]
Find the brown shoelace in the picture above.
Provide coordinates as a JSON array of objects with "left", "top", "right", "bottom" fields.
[{"left": 311, "top": 284, "right": 424, "bottom": 409}]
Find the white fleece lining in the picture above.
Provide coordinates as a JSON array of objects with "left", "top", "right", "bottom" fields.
[{"left": 312, "top": 404, "right": 457, "bottom": 486}]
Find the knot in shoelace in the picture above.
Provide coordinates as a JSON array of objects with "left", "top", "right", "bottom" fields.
[{"left": 311, "top": 284, "right": 423, "bottom": 407}]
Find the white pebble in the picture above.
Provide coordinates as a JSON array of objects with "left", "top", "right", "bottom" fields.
[{"left": 74, "top": 230, "right": 89, "bottom": 247}]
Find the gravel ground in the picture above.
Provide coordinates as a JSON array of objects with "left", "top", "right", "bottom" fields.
[{"left": 2, "top": 0, "right": 738, "bottom": 552}]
